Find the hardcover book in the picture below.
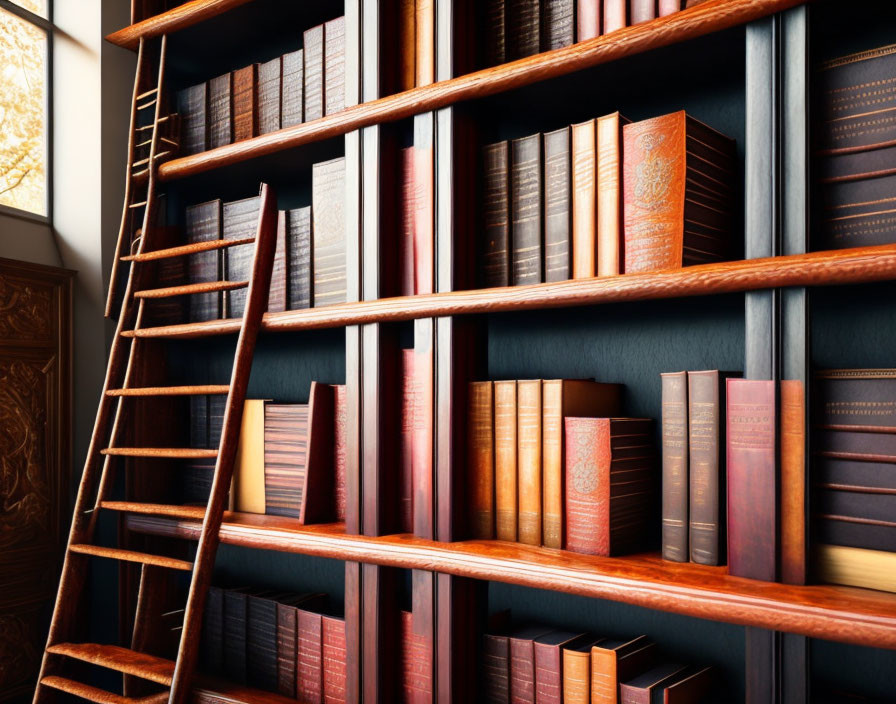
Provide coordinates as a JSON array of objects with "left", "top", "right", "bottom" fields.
[
  {"left": 177, "top": 82, "right": 207, "bottom": 155},
  {"left": 333, "top": 384, "right": 347, "bottom": 522},
  {"left": 324, "top": 17, "right": 346, "bottom": 116},
  {"left": 399, "top": 0, "right": 416, "bottom": 90},
  {"left": 208, "top": 72, "right": 233, "bottom": 149},
  {"left": 661, "top": 371, "right": 688, "bottom": 562},
  {"left": 562, "top": 638, "right": 602, "bottom": 704},
  {"left": 815, "top": 369, "right": 896, "bottom": 432},
  {"left": 495, "top": 379, "right": 519, "bottom": 542},
  {"left": 401, "top": 610, "right": 433, "bottom": 702},
  {"left": 485, "top": 0, "right": 507, "bottom": 67},
  {"left": 510, "top": 625, "right": 554, "bottom": 703},
  {"left": 413, "top": 116, "right": 435, "bottom": 294},
  {"left": 312, "top": 157, "right": 347, "bottom": 307},
  {"left": 402, "top": 349, "right": 416, "bottom": 533},
  {"left": 659, "top": 0, "right": 682, "bottom": 15},
  {"left": 511, "top": 134, "right": 544, "bottom": 286},
  {"left": 258, "top": 56, "right": 282, "bottom": 136},
  {"left": 281, "top": 49, "right": 304, "bottom": 128},
  {"left": 185, "top": 199, "right": 222, "bottom": 322},
  {"left": 322, "top": 615, "right": 347, "bottom": 703},
  {"left": 544, "top": 127, "right": 572, "bottom": 283},
  {"left": 483, "top": 633, "right": 511, "bottom": 703},
  {"left": 268, "top": 210, "right": 288, "bottom": 313},
  {"left": 276, "top": 601, "right": 297, "bottom": 697},
  {"left": 247, "top": 592, "right": 279, "bottom": 690},
  {"left": 297, "top": 607, "right": 324, "bottom": 703},
  {"left": 223, "top": 588, "right": 250, "bottom": 684},
  {"left": 232, "top": 64, "right": 259, "bottom": 142},
  {"left": 816, "top": 543, "right": 896, "bottom": 593},
  {"left": 200, "top": 586, "right": 224, "bottom": 675},
  {"left": 780, "top": 379, "right": 806, "bottom": 585},
  {"left": 532, "top": 631, "right": 589, "bottom": 704},
  {"left": 618, "top": 663, "right": 689, "bottom": 704},
  {"left": 603, "top": 0, "right": 627, "bottom": 34},
  {"left": 820, "top": 172, "right": 896, "bottom": 249},
  {"left": 233, "top": 399, "right": 267, "bottom": 514},
  {"left": 541, "top": 0, "right": 575, "bottom": 51},
  {"left": 469, "top": 380, "right": 496, "bottom": 539},
  {"left": 287, "top": 206, "right": 312, "bottom": 310},
  {"left": 304, "top": 24, "right": 325, "bottom": 122},
  {"left": 482, "top": 140, "right": 512, "bottom": 288},
  {"left": 591, "top": 637, "right": 657, "bottom": 704},
  {"left": 631, "top": 0, "right": 656, "bottom": 24},
  {"left": 222, "top": 195, "right": 260, "bottom": 319},
  {"left": 401, "top": 147, "right": 417, "bottom": 295},
  {"left": 572, "top": 118, "right": 597, "bottom": 278},
  {"left": 596, "top": 112, "right": 631, "bottom": 276},
  {"left": 517, "top": 380, "right": 544, "bottom": 545}
]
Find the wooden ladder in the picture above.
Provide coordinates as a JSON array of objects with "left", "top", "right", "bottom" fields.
[{"left": 34, "top": 176, "right": 279, "bottom": 703}]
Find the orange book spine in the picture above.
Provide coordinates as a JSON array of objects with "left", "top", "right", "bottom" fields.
[
  {"left": 517, "top": 379, "right": 543, "bottom": 546},
  {"left": 596, "top": 113, "right": 629, "bottom": 277},
  {"left": 563, "top": 649, "right": 591, "bottom": 704},
  {"left": 469, "top": 381, "right": 496, "bottom": 539},
  {"left": 572, "top": 120, "right": 597, "bottom": 279},
  {"left": 781, "top": 379, "right": 806, "bottom": 585},
  {"left": 542, "top": 380, "right": 565, "bottom": 549}
]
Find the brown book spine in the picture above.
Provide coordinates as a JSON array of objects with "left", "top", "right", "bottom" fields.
[
  {"left": 298, "top": 608, "right": 324, "bottom": 703},
  {"left": 322, "top": 615, "right": 346, "bottom": 704},
  {"left": 401, "top": 147, "right": 417, "bottom": 295},
  {"left": 469, "top": 381, "right": 496, "bottom": 538},
  {"left": 561, "top": 648, "right": 590, "bottom": 704},
  {"left": 572, "top": 120, "right": 597, "bottom": 279},
  {"left": 484, "top": 634, "right": 511, "bottom": 702},
  {"left": 281, "top": 49, "right": 304, "bottom": 128},
  {"left": 518, "top": 380, "right": 543, "bottom": 546},
  {"left": 264, "top": 404, "right": 309, "bottom": 518},
  {"left": 482, "top": 140, "right": 512, "bottom": 288},
  {"left": 185, "top": 199, "right": 223, "bottom": 323},
  {"left": 416, "top": 0, "right": 435, "bottom": 86},
  {"left": 577, "top": 0, "right": 601, "bottom": 40},
  {"left": 268, "top": 210, "right": 288, "bottom": 313},
  {"left": 495, "top": 380, "right": 519, "bottom": 542},
  {"left": 258, "top": 56, "right": 282, "bottom": 136},
  {"left": 661, "top": 372, "right": 689, "bottom": 562},
  {"left": 324, "top": 17, "right": 345, "bottom": 116},
  {"left": 401, "top": 349, "right": 416, "bottom": 533},
  {"left": 630, "top": 0, "right": 656, "bottom": 24},
  {"left": 658, "top": 0, "right": 680, "bottom": 15},
  {"left": 541, "top": 381, "right": 565, "bottom": 550},
  {"left": 276, "top": 603, "right": 298, "bottom": 697},
  {"left": 400, "top": 0, "right": 417, "bottom": 90},
  {"left": 177, "top": 82, "right": 208, "bottom": 155},
  {"left": 815, "top": 369, "right": 896, "bottom": 431},
  {"left": 603, "top": 0, "right": 627, "bottom": 33},
  {"left": 541, "top": 0, "right": 575, "bottom": 51},
  {"left": 508, "top": 0, "right": 541, "bottom": 60},
  {"left": 312, "top": 157, "right": 347, "bottom": 307},
  {"left": 208, "top": 72, "right": 232, "bottom": 149},
  {"left": 486, "top": 0, "right": 507, "bottom": 67},
  {"left": 596, "top": 113, "right": 629, "bottom": 276},
  {"left": 726, "top": 379, "right": 777, "bottom": 581},
  {"left": 544, "top": 127, "right": 572, "bottom": 283},
  {"left": 232, "top": 64, "right": 258, "bottom": 142},
  {"left": 304, "top": 24, "right": 325, "bottom": 122},
  {"left": 511, "top": 134, "right": 544, "bottom": 286},
  {"left": 780, "top": 380, "right": 806, "bottom": 585},
  {"left": 333, "top": 384, "right": 347, "bottom": 522}
]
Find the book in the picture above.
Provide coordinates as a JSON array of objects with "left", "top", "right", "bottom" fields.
[
  {"left": 400, "top": 349, "right": 415, "bottom": 534},
  {"left": 401, "top": 610, "right": 432, "bottom": 701},
  {"left": 287, "top": 206, "right": 312, "bottom": 310},
  {"left": 517, "top": 380, "right": 543, "bottom": 545},
  {"left": 816, "top": 543, "right": 896, "bottom": 593},
  {"left": 780, "top": 379, "right": 806, "bottom": 585},
  {"left": 401, "top": 147, "right": 417, "bottom": 295},
  {"left": 658, "top": 0, "right": 681, "bottom": 15},
  {"left": 222, "top": 195, "right": 260, "bottom": 318},
  {"left": 182, "top": 458, "right": 215, "bottom": 505},
  {"left": 543, "top": 127, "right": 572, "bottom": 283},
  {"left": 298, "top": 607, "right": 324, "bottom": 703},
  {"left": 495, "top": 379, "right": 519, "bottom": 542},
  {"left": 200, "top": 586, "right": 224, "bottom": 675},
  {"left": 816, "top": 429, "right": 896, "bottom": 462},
  {"left": 532, "top": 631, "right": 589, "bottom": 704},
  {"left": 264, "top": 403, "right": 309, "bottom": 518},
  {"left": 577, "top": 0, "right": 600, "bottom": 40},
  {"left": 564, "top": 417, "right": 655, "bottom": 556},
  {"left": 185, "top": 199, "right": 222, "bottom": 322},
  {"left": 209, "top": 396, "right": 226, "bottom": 450},
  {"left": 631, "top": 0, "right": 656, "bottom": 24},
  {"left": 663, "top": 666, "right": 713, "bottom": 704},
  {"left": 416, "top": 0, "right": 435, "bottom": 86},
  {"left": 333, "top": 384, "right": 347, "bottom": 522},
  {"left": 312, "top": 157, "right": 347, "bottom": 307},
  {"left": 541, "top": 0, "right": 575, "bottom": 51},
  {"left": 281, "top": 49, "right": 304, "bottom": 128},
  {"left": 276, "top": 601, "right": 297, "bottom": 697},
  {"left": 399, "top": 0, "right": 416, "bottom": 90},
  {"left": 258, "top": 56, "right": 282, "bottom": 136},
  {"left": 304, "top": 24, "right": 325, "bottom": 122},
  {"left": 324, "top": 17, "right": 346, "bottom": 116},
  {"left": 511, "top": 134, "right": 544, "bottom": 286},
  {"left": 322, "top": 615, "right": 347, "bottom": 703},
  {"left": 483, "top": 633, "right": 511, "bottom": 703},
  {"left": 726, "top": 379, "right": 776, "bottom": 581},
  {"left": 597, "top": 112, "right": 630, "bottom": 276},
  {"left": 232, "top": 63, "right": 258, "bottom": 142},
  {"left": 562, "top": 638, "right": 602, "bottom": 704},
  {"left": 815, "top": 369, "right": 896, "bottom": 432},
  {"left": 618, "top": 663, "right": 688, "bottom": 704},
  {"left": 572, "top": 119, "right": 597, "bottom": 279},
  {"left": 233, "top": 399, "right": 267, "bottom": 514},
  {"left": 661, "top": 371, "right": 688, "bottom": 562},
  {"left": 819, "top": 172, "right": 896, "bottom": 249},
  {"left": 604, "top": 0, "right": 627, "bottom": 33},
  {"left": 268, "top": 210, "right": 288, "bottom": 313},
  {"left": 177, "top": 82, "right": 207, "bottom": 155},
  {"left": 247, "top": 592, "right": 279, "bottom": 690},
  {"left": 542, "top": 380, "right": 623, "bottom": 549},
  {"left": 469, "top": 380, "right": 496, "bottom": 539},
  {"left": 486, "top": 0, "right": 507, "bottom": 67},
  {"left": 482, "top": 140, "right": 512, "bottom": 288},
  {"left": 591, "top": 637, "right": 657, "bottom": 704},
  {"left": 303, "top": 381, "right": 337, "bottom": 523},
  {"left": 413, "top": 322, "right": 434, "bottom": 537},
  {"left": 223, "top": 588, "right": 250, "bottom": 684},
  {"left": 508, "top": 0, "right": 540, "bottom": 60},
  {"left": 510, "top": 625, "right": 554, "bottom": 703},
  {"left": 414, "top": 117, "right": 435, "bottom": 294},
  {"left": 208, "top": 72, "right": 233, "bottom": 149}
]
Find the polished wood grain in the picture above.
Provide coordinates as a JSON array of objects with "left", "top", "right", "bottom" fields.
[
  {"left": 192, "top": 675, "right": 306, "bottom": 704},
  {"left": 134, "top": 280, "right": 247, "bottom": 299},
  {"left": 100, "top": 447, "right": 218, "bottom": 458},
  {"left": 39, "top": 676, "right": 169, "bottom": 704},
  {"left": 100, "top": 502, "right": 207, "bottom": 520},
  {"left": 125, "top": 512, "right": 896, "bottom": 650},
  {"left": 68, "top": 545, "right": 194, "bottom": 572},
  {"left": 107, "top": 0, "right": 255, "bottom": 49},
  {"left": 122, "top": 237, "right": 255, "bottom": 262},
  {"left": 46, "top": 643, "right": 175, "bottom": 685},
  {"left": 106, "top": 385, "right": 229, "bottom": 397},
  {"left": 119, "top": 244, "right": 896, "bottom": 339}
]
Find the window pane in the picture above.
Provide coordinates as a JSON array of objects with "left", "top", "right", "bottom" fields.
[
  {"left": 8, "top": 1, "right": 49, "bottom": 19},
  {"left": 0, "top": 8, "right": 47, "bottom": 216}
]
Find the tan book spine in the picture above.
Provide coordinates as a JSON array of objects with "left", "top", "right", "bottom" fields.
[
  {"left": 469, "top": 381, "right": 496, "bottom": 539},
  {"left": 518, "top": 379, "right": 543, "bottom": 546},
  {"left": 781, "top": 379, "right": 806, "bottom": 585},
  {"left": 542, "top": 379, "right": 565, "bottom": 549},
  {"left": 572, "top": 120, "right": 597, "bottom": 279},
  {"left": 495, "top": 380, "right": 519, "bottom": 541},
  {"left": 563, "top": 648, "right": 591, "bottom": 704},
  {"left": 596, "top": 113, "right": 630, "bottom": 277},
  {"left": 234, "top": 399, "right": 267, "bottom": 514}
]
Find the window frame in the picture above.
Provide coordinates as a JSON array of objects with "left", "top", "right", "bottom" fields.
[{"left": 0, "top": 0, "right": 53, "bottom": 224}]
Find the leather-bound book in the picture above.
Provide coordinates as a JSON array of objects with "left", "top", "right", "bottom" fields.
[
  {"left": 177, "top": 82, "right": 207, "bottom": 155},
  {"left": 596, "top": 112, "right": 630, "bottom": 276},
  {"left": 816, "top": 429, "right": 896, "bottom": 462},
  {"left": 484, "top": 633, "right": 511, "bottom": 703},
  {"left": 182, "top": 458, "right": 215, "bottom": 504},
  {"left": 815, "top": 368, "right": 896, "bottom": 432},
  {"left": 577, "top": 0, "right": 600, "bottom": 40},
  {"left": 413, "top": 116, "right": 435, "bottom": 294},
  {"left": 312, "top": 156, "right": 347, "bottom": 307},
  {"left": 276, "top": 601, "right": 298, "bottom": 697},
  {"left": 571, "top": 119, "right": 597, "bottom": 279},
  {"left": 200, "top": 586, "right": 224, "bottom": 675},
  {"left": 303, "top": 25, "right": 325, "bottom": 122},
  {"left": 268, "top": 210, "right": 288, "bottom": 313},
  {"left": 658, "top": 0, "right": 680, "bottom": 15},
  {"left": 281, "top": 49, "right": 304, "bottom": 128},
  {"left": 511, "top": 134, "right": 544, "bottom": 286},
  {"left": 603, "top": 0, "right": 626, "bottom": 33},
  {"left": 482, "top": 140, "right": 512, "bottom": 288},
  {"left": 322, "top": 614, "right": 347, "bottom": 703},
  {"left": 232, "top": 64, "right": 258, "bottom": 142},
  {"left": 469, "top": 380, "right": 496, "bottom": 539},
  {"left": 287, "top": 206, "right": 312, "bottom": 310},
  {"left": 303, "top": 381, "right": 336, "bottom": 523},
  {"left": 543, "top": 127, "right": 572, "bottom": 283},
  {"left": 508, "top": 0, "right": 540, "bottom": 60},
  {"left": 564, "top": 417, "right": 655, "bottom": 556},
  {"left": 517, "top": 380, "right": 543, "bottom": 545},
  {"left": 631, "top": 0, "right": 656, "bottom": 25},
  {"left": 264, "top": 403, "right": 309, "bottom": 518},
  {"left": 185, "top": 199, "right": 222, "bottom": 322},
  {"left": 486, "top": 0, "right": 507, "bottom": 67},
  {"left": 401, "top": 610, "right": 432, "bottom": 701},
  {"left": 209, "top": 395, "right": 226, "bottom": 450},
  {"left": 258, "top": 56, "right": 282, "bottom": 135},
  {"left": 208, "top": 72, "right": 232, "bottom": 149},
  {"left": 324, "top": 17, "right": 346, "bottom": 116},
  {"left": 542, "top": 380, "right": 623, "bottom": 549},
  {"left": 399, "top": 0, "right": 416, "bottom": 90},
  {"left": 495, "top": 379, "right": 519, "bottom": 541},
  {"left": 222, "top": 195, "right": 261, "bottom": 318},
  {"left": 818, "top": 144, "right": 896, "bottom": 184},
  {"left": 619, "top": 663, "right": 687, "bottom": 704},
  {"left": 591, "top": 637, "right": 656, "bottom": 704},
  {"left": 298, "top": 608, "right": 324, "bottom": 703},
  {"left": 687, "top": 370, "right": 739, "bottom": 566},
  {"left": 510, "top": 626, "right": 554, "bottom": 703},
  {"left": 562, "top": 638, "right": 602, "bottom": 704},
  {"left": 664, "top": 666, "right": 713, "bottom": 704},
  {"left": 416, "top": 0, "right": 435, "bottom": 86},
  {"left": 333, "top": 384, "right": 347, "bottom": 522},
  {"left": 661, "top": 372, "right": 688, "bottom": 562},
  {"left": 247, "top": 593, "right": 279, "bottom": 690},
  {"left": 726, "top": 379, "right": 776, "bottom": 581},
  {"left": 401, "top": 349, "right": 416, "bottom": 533},
  {"left": 541, "top": 0, "right": 575, "bottom": 51},
  {"left": 816, "top": 544, "right": 896, "bottom": 593},
  {"left": 401, "top": 147, "right": 417, "bottom": 295},
  {"left": 233, "top": 400, "right": 267, "bottom": 514},
  {"left": 223, "top": 588, "right": 250, "bottom": 684},
  {"left": 780, "top": 379, "right": 806, "bottom": 585},
  {"left": 532, "top": 631, "right": 589, "bottom": 704},
  {"left": 817, "top": 516, "right": 896, "bottom": 554},
  {"left": 191, "top": 395, "right": 208, "bottom": 449}
]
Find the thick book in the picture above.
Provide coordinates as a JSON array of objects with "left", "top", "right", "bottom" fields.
[
  {"left": 780, "top": 379, "right": 806, "bottom": 585},
  {"left": 726, "top": 379, "right": 777, "bottom": 581},
  {"left": 185, "top": 199, "right": 222, "bottom": 322},
  {"left": 562, "top": 638, "right": 602, "bottom": 704},
  {"left": 258, "top": 56, "right": 282, "bottom": 136},
  {"left": 401, "top": 348, "right": 416, "bottom": 533},
  {"left": 233, "top": 399, "right": 267, "bottom": 514},
  {"left": 816, "top": 543, "right": 896, "bottom": 593},
  {"left": 247, "top": 593, "right": 279, "bottom": 690},
  {"left": 495, "top": 379, "right": 519, "bottom": 542},
  {"left": 324, "top": 17, "right": 346, "bottom": 116},
  {"left": 416, "top": 0, "right": 435, "bottom": 86},
  {"left": 631, "top": 0, "right": 656, "bottom": 24},
  {"left": 815, "top": 368, "right": 896, "bottom": 432},
  {"left": 312, "top": 157, "right": 347, "bottom": 307},
  {"left": 413, "top": 116, "right": 435, "bottom": 294},
  {"left": 482, "top": 140, "right": 512, "bottom": 288},
  {"left": 577, "top": 0, "right": 600, "bottom": 40},
  {"left": 177, "top": 82, "right": 207, "bottom": 155},
  {"left": 223, "top": 588, "right": 250, "bottom": 684},
  {"left": 597, "top": 112, "right": 631, "bottom": 276},
  {"left": 264, "top": 403, "right": 309, "bottom": 518},
  {"left": 661, "top": 371, "right": 688, "bottom": 562},
  {"left": 232, "top": 64, "right": 258, "bottom": 142},
  {"left": 401, "top": 147, "right": 417, "bottom": 295},
  {"left": 208, "top": 72, "right": 233, "bottom": 149},
  {"left": 532, "top": 631, "right": 590, "bottom": 704},
  {"left": 322, "top": 614, "right": 347, "bottom": 703},
  {"left": 658, "top": 0, "right": 681, "bottom": 15},
  {"left": 281, "top": 49, "right": 304, "bottom": 128},
  {"left": 304, "top": 24, "right": 325, "bottom": 122},
  {"left": 564, "top": 417, "right": 655, "bottom": 556},
  {"left": 572, "top": 119, "right": 597, "bottom": 279},
  {"left": 333, "top": 384, "right": 347, "bottom": 522},
  {"left": 276, "top": 601, "right": 297, "bottom": 698},
  {"left": 511, "top": 133, "right": 544, "bottom": 285},
  {"left": 517, "top": 379, "right": 544, "bottom": 545},
  {"left": 486, "top": 0, "right": 507, "bottom": 67},
  {"left": 268, "top": 210, "right": 288, "bottom": 313},
  {"left": 510, "top": 626, "right": 554, "bottom": 703},
  {"left": 200, "top": 586, "right": 224, "bottom": 675},
  {"left": 544, "top": 127, "right": 572, "bottom": 283},
  {"left": 618, "top": 663, "right": 688, "bottom": 704},
  {"left": 818, "top": 143, "right": 896, "bottom": 184},
  {"left": 297, "top": 607, "right": 324, "bottom": 703},
  {"left": 508, "top": 0, "right": 540, "bottom": 60},
  {"left": 542, "top": 380, "right": 623, "bottom": 549},
  {"left": 182, "top": 458, "right": 215, "bottom": 505},
  {"left": 469, "top": 380, "right": 496, "bottom": 539},
  {"left": 287, "top": 206, "right": 312, "bottom": 310},
  {"left": 222, "top": 195, "right": 260, "bottom": 318},
  {"left": 401, "top": 610, "right": 432, "bottom": 702},
  {"left": 591, "top": 637, "right": 657, "bottom": 704},
  {"left": 541, "top": 0, "right": 575, "bottom": 51},
  {"left": 603, "top": 0, "right": 627, "bottom": 33}
]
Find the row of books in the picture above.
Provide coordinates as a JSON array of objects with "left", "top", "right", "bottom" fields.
[
  {"left": 479, "top": 109, "right": 736, "bottom": 289},
  {"left": 199, "top": 586, "right": 345, "bottom": 702},
  {"left": 177, "top": 16, "right": 346, "bottom": 156},
  {"left": 484, "top": 622, "right": 714, "bottom": 704}
]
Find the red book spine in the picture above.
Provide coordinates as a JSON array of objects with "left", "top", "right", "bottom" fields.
[
  {"left": 401, "top": 147, "right": 416, "bottom": 296},
  {"left": 603, "top": 0, "right": 626, "bottom": 33},
  {"left": 532, "top": 641, "right": 562, "bottom": 704},
  {"left": 297, "top": 609, "right": 322, "bottom": 703},
  {"left": 401, "top": 349, "right": 416, "bottom": 533},
  {"left": 577, "top": 0, "right": 600, "bottom": 40},
  {"left": 401, "top": 611, "right": 433, "bottom": 702},
  {"left": 333, "top": 384, "right": 347, "bottom": 522},
  {"left": 322, "top": 615, "right": 346, "bottom": 704},
  {"left": 726, "top": 379, "right": 777, "bottom": 582},
  {"left": 510, "top": 637, "right": 537, "bottom": 704},
  {"left": 658, "top": 0, "right": 681, "bottom": 15},
  {"left": 564, "top": 417, "right": 610, "bottom": 555}
]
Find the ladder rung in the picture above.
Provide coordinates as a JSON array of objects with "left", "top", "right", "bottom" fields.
[
  {"left": 137, "top": 98, "right": 157, "bottom": 111},
  {"left": 41, "top": 676, "right": 169, "bottom": 704},
  {"left": 122, "top": 237, "right": 255, "bottom": 262},
  {"left": 132, "top": 156, "right": 151, "bottom": 168},
  {"left": 100, "top": 447, "right": 218, "bottom": 458},
  {"left": 106, "top": 384, "right": 230, "bottom": 397},
  {"left": 69, "top": 544, "right": 194, "bottom": 572},
  {"left": 160, "top": 137, "right": 179, "bottom": 147},
  {"left": 128, "top": 200, "right": 148, "bottom": 209},
  {"left": 136, "top": 87, "right": 159, "bottom": 101},
  {"left": 131, "top": 168, "right": 149, "bottom": 183},
  {"left": 134, "top": 280, "right": 248, "bottom": 299},
  {"left": 99, "top": 501, "right": 208, "bottom": 521},
  {"left": 46, "top": 643, "right": 175, "bottom": 686}
]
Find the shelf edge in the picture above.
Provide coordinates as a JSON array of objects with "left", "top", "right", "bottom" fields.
[{"left": 106, "top": 0, "right": 256, "bottom": 49}]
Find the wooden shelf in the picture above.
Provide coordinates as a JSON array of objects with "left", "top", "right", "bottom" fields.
[
  {"left": 122, "top": 244, "right": 896, "bottom": 339},
  {"left": 125, "top": 511, "right": 896, "bottom": 651},
  {"left": 104, "top": 0, "right": 808, "bottom": 182}
]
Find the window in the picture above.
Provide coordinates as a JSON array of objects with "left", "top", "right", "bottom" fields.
[{"left": 0, "top": 0, "right": 50, "bottom": 218}]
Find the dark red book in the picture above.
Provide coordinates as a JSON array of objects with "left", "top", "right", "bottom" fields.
[
  {"left": 208, "top": 72, "right": 232, "bottom": 149},
  {"left": 232, "top": 64, "right": 258, "bottom": 142},
  {"left": 258, "top": 56, "right": 282, "bottom": 136},
  {"left": 541, "top": 0, "right": 575, "bottom": 51},
  {"left": 815, "top": 369, "right": 896, "bottom": 432},
  {"left": 413, "top": 321, "right": 433, "bottom": 538},
  {"left": 533, "top": 631, "right": 590, "bottom": 704},
  {"left": 400, "top": 147, "right": 416, "bottom": 295},
  {"left": 333, "top": 384, "right": 347, "bottom": 522},
  {"left": 483, "top": 633, "right": 511, "bottom": 703},
  {"left": 298, "top": 608, "right": 324, "bottom": 703},
  {"left": 322, "top": 615, "right": 347, "bottom": 703},
  {"left": 482, "top": 140, "right": 511, "bottom": 288},
  {"left": 401, "top": 348, "right": 415, "bottom": 533},
  {"left": 658, "top": 0, "right": 681, "bottom": 15},
  {"left": 726, "top": 379, "right": 777, "bottom": 581},
  {"left": 510, "top": 626, "right": 554, "bottom": 703}
]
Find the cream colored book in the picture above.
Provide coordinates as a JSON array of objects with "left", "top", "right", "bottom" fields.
[
  {"left": 816, "top": 544, "right": 896, "bottom": 593},
  {"left": 231, "top": 399, "right": 268, "bottom": 514}
]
